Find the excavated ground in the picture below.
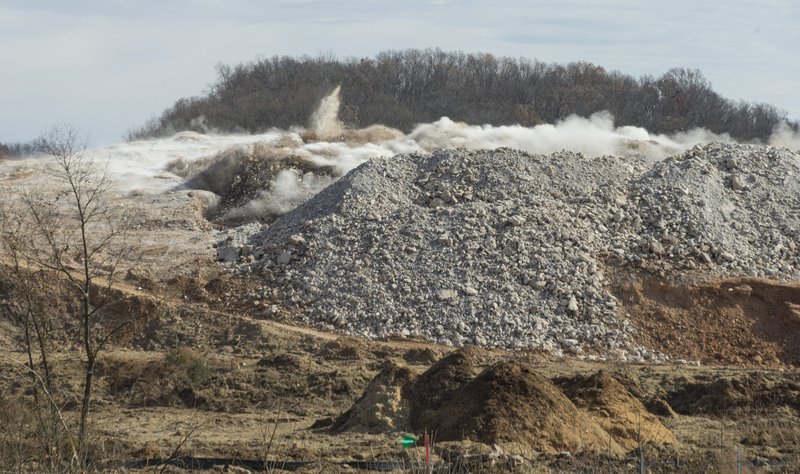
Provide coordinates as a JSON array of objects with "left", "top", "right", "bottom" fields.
[
  {"left": 2, "top": 258, "right": 800, "bottom": 472},
  {"left": 2, "top": 149, "right": 800, "bottom": 472},
  {"left": 615, "top": 274, "right": 800, "bottom": 366}
]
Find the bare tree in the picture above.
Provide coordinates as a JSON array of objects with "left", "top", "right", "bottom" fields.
[
  {"left": 0, "top": 205, "right": 68, "bottom": 471},
  {"left": 0, "top": 206, "right": 54, "bottom": 398},
  {"left": 1, "top": 124, "right": 134, "bottom": 469}
]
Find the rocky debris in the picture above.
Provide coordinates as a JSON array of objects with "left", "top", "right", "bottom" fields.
[
  {"left": 231, "top": 143, "right": 800, "bottom": 355},
  {"left": 172, "top": 142, "right": 337, "bottom": 225},
  {"left": 217, "top": 246, "right": 241, "bottom": 264},
  {"left": 215, "top": 222, "right": 262, "bottom": 263},
  {"left": 628, "top": 144, "right": 800, "bottom": 279}
]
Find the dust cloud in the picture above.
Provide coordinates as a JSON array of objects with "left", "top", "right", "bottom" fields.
[
  {"left": 11, "top": 86, "right": 798, "bottom": 224},
  {"left": 769, "top": 122, "right": 800, "bottom": 150},
  {"left": 309, "top": 85, "right": 345, "bottom": 136}
]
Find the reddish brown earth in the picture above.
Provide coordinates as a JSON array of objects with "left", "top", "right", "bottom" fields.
[{"left": 616, "top": 276, "right": 800, "bottom": 366}]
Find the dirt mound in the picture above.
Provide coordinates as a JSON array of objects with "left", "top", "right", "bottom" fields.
[
  {"left": 330, "top": 347, "right": 479, "bottom": 433},
  {"left": 335, "top": 353, "right": 629, "bottom": 454},
  {"left": 333, "top": 353, "right": 690, "bottom": 454},
  {"left": 405, "top": 348, "right": 480, "bottom": 428},
  {"left": 402, "top": 347, "right": 440, "bottom": 365},
  {"left": 562, "top": 371, "right": 676, "bottom": 450},
  {"left": 426, "top": 361, "right": 623, "bottom": 454},
  {"left": 667, "top": 373, "right": 800, "bottom": 416},
  {"left": 617, "top": 277, "right": 800, "bottom": 366},
  {"left": 316, "top": 338, "right": 366, "bottom": 361},
  {"left": 330, "top": 362, "right": 416, "bottom": 433}
]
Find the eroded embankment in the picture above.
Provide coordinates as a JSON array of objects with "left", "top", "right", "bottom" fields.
[{"left": 617, "top": 277, "right": 800, "bottom": 366}]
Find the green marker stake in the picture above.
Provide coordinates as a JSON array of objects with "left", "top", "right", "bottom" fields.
[{"left": 400, "top": 435, "right": 418, "bottom": 448}]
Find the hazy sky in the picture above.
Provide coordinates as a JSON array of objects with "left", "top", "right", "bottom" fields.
[{"left": 2, "top": 0, "right": 798, "bottom": 146}]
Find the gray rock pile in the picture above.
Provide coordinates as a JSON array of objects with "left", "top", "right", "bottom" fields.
[
  {"left": 215, "top": 222, "right": 262, "bottom": 263},
  {"left": 227, "top": 143, "right": 800, "bottom": 357},
  {"left": 625, "top": 144, "right": 800, "bottom": 278}
]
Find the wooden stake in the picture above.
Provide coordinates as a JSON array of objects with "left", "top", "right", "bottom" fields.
[{"left": 425, "top": 431, "right": 430, "bottom": 466}]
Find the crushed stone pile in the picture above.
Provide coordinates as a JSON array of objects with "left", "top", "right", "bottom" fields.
[
  {"left": 229, "top": 142, "right": 800, "bottom": 357},
  {"left": 627, "top": 144, "right": 800, "bottom": 277}
]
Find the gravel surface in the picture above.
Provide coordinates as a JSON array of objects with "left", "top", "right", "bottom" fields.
[{"left": 220, "top": 142, "right": 800, "bottom": 359}]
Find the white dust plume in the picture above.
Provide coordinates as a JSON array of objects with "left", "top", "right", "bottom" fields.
[
  {"left": 769, "top": 122, "right": 800, "bottom": 150},
  {"left": 408, "top": 112, "right": 733, "bottom": 160},
  {"left": 4, "top": 85, "right": 798, "bottom": 225},
  {"left": 309, "top": 85, "right": 344, "bottom": 136}
]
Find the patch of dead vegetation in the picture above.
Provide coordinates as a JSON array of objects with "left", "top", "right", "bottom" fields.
[{"left": 97, "top": 348, "right": 218, "bottom": 408}]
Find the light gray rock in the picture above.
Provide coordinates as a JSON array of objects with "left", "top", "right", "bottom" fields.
[
  {"left": 567, "top": 296, "right": 579, "bottom": 314},
  {"left": 276, "top": 250, "right": 293, "bottom": 265},
  {"left": 223, "top": 144, "right": 800, "bottom": 359},
  {"left": 437, "top": 289, "right": 458, "bottom": 301},
  {"left": 288, "top": 234, "right": 307, "bottom": 247}
]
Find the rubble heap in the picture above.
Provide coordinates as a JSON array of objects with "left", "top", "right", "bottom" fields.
[{"left": 226, "top": 143, "right": 800, "bottom": 357}]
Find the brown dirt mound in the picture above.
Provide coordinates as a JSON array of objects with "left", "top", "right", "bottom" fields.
[
  {"left": 562, "top": 371, "right": 676, "bottom": 450},
  {"left": 405, "top": 347, "right": 479, "bottom": 428},
  {"left": 667, "top": 372, "right": 800, "bottom": 416},
  {"left": 402, "top": 347, "right": 440, "bottom": 365},
  {"left": 316, "top": 338, "right": 366, "bottom": 361},
  {"left": 423, "top": 361, "right": 624, "bottom": 455},
  {"left": 616, "top": 277, "right": 800, "bottom": 366},
  {"left": 333, "top": 353, "right": 686, "bottom": 455},
  {"left": 330, "top": 362, "right": 416, "bottom": 433}
]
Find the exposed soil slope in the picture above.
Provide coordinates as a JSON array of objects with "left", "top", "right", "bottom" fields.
[{"left": 618, "top": 276, "right": 800, "bottom": 366}]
